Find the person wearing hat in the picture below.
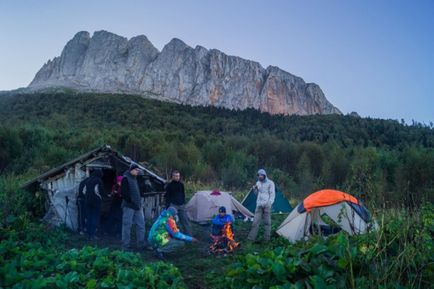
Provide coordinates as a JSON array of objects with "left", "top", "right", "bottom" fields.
[
  {"left": 211, "top": 206, "right": 234, "bottom": 236},
  {"left": 121, "top": 163, "right": 146, "bottom": 250},
  {"left": 247, "top": 169, "right": 275, "bottom": 242},
  {"left": 148, "top": 206, "right": 197, "bottom": 260}
]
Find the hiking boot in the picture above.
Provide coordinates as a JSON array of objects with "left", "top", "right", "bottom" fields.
[
  {"left": 122, "top": 245, "right": 134, "bottom": 252},
  {"left": 138, "top": 241, "right": 154, "bottom": 251},
  {"left": 154, "top": 249, "right": 166, "bottom": 261}
]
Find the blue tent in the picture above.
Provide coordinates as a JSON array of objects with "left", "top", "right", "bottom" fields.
[{"left": 241, "top": 186, "right": 293, "bottom": 214}]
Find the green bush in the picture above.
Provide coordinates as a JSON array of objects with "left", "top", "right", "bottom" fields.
[
  {"left": 0, "top": 223, "right": 186, "bottom": 289},
  {"left": 223, "top": 204, "right": 434, "bottom": 289},
  {"left": 0, "top": 175, "right": 44, "bottom": 228},
  {"left": 351, "top": 203, "right": 434, "bottom": 288},
  {"left": 226, "top": 235, "right": 349, "bottom": 289}
]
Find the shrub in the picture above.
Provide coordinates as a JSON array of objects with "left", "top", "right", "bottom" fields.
[
  {"left": 224, "top": 204, "right": 434, "bottom": 289},
  {"left": 0, "top": 223, "right": 186, "bottom": 289}
]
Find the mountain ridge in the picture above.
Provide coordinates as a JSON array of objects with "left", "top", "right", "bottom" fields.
[{"left": 28, "top": 30, "right": 341, "bottom": 116}]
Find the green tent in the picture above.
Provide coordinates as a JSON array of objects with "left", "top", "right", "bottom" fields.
[{"left": 241, "top": 186, "right": 293, "bottom": 214}]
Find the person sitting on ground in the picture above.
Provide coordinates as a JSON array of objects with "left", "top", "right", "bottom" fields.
[
  {"left": 209, "top": 206, "right": 239, "bottom": 255},
  {"left": 148, "top": 206, "right": 197, "bottom": 260},
  {"left": 211, "top": 206, "right": 234, "bottom": 236}
]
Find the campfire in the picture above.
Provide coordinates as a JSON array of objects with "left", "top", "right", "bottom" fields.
[{"left": 209, "top": 223, "right": 240, "bottom": 255}]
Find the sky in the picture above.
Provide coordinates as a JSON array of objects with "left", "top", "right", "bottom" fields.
[{"left": 1, "top": 0, "right": 433, "bottom": 123}]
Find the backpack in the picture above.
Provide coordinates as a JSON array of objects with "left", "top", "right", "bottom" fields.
[{"left": 85, "top": 176, "right": 104, "bottom": 206}]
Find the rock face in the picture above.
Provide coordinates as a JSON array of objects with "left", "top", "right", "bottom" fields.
[{"left": 29, "top": 30, "right": 341, "bottom": 115}]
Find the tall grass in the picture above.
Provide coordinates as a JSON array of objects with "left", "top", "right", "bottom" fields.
[
  {"left": 0, "top": 175, "right": 45, "bottom": 228},
  {"left": 221, "top": 204, "right": 433, "bottom": 289},
  {"left": 352, "top": 205, "right": 433, "bottom": 288}
]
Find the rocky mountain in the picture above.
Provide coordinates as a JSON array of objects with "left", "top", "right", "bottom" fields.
[{"left": 29, "top": 30, "right": 341, "bottom": 115}]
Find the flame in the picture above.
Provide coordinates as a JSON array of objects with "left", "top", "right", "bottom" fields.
[
  {"left": 209, "top": 223, "right": 239, "bottom": 255},
  {"left": 224, "top": 223, "right": 239, "bottom": 251}
]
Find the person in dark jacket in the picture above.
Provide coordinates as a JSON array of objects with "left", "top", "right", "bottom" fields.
[
  {"left": 77, "top": 174, "right": 90, "bottom": 235},
  {"left": 121, "top": 164, "right": 146, "bottom": 250},
  {"left": 84, "top": 169, "right": 106, "bottom": 240},
  {"left": 164, "top": 170, "right": 192, "bottom": 236},
  {"left": 105, "top": 176, "right": 123, "bottom": 237}
]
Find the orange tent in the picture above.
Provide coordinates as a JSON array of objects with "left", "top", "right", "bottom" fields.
[
  {"left": 303, "top": 189, "right": 359, "bottom": 212},
  {"left": 277, "top": 189, "right": 376, "bottom": 242}
]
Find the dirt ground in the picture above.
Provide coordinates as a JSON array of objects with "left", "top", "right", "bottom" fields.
[{"left": 63, "top": 215, "right": 287, "bottom": 289}]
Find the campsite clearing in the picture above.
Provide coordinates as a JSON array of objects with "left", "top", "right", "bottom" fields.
[{"left": 1, "top": 206, "right": 432, "bottom": 289}]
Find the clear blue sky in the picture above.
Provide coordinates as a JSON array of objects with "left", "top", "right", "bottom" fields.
[{"left": 1, "top": 0, "right": 433, "bottom": 123}]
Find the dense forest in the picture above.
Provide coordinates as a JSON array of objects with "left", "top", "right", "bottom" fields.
[{"left": 0, "top": 91, "right": 433, "bottom": 207}]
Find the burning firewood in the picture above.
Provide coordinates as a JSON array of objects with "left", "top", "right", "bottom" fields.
[{"left": 209, "top": 223, "right": 240, "bottom": 255}]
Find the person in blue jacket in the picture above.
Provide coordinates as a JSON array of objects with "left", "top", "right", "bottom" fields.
[{"left": 211, "top": 206, "right": 234, "bottom": 236}]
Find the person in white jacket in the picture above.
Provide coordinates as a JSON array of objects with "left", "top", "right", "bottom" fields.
[{"left": 247, "top": 169, "right": 275, "bottom": 241}]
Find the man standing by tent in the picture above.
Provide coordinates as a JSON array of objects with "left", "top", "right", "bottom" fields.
[
  {"left": 247, "top": 169, "right": 275, "bottom": 242},
  {"left": 121, "top": 164, "right": 146, "bottom": 251},
  {"left": 164, "top": 170, "right": 192, "bottom": 236}
]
